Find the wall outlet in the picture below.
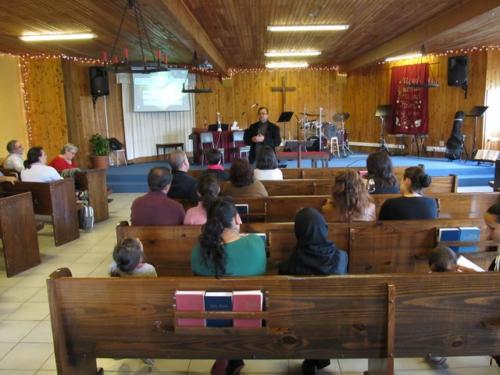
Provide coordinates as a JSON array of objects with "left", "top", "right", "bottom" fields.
[{"left": 439, "top": 140, "right": 445, "bottom": 146}]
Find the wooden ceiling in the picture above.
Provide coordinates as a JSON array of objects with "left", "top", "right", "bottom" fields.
[
  {"left": 1, "top": 0, "right": 500, "bottom": 71},
  {"left": 184, "top": 0, "right": 465, "bottom": 67},
  {"left": 0, "top": 0, "right": 193, "bottom": 63}
]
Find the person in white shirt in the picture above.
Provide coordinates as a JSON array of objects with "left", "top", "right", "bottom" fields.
[
  {"left": 3, "top": 139, "right": 25, "bottom": 172},
  {"left": 20, "top": 147, "right": 63, "bottom": 183},
  {"left": 253, "top": 145, "right": 283, "bottom": 181}
]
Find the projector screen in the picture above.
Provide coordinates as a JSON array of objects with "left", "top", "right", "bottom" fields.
[{"left": 133, "top": 70, "right": 190, "bottom": 112}]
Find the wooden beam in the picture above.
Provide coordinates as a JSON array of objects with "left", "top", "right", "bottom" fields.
[
  {"left": 156, "top": 0, "right": 228, "bottom": 75},
  {"left": 342, "top": 0, "right": 500, "bottom": 71}
]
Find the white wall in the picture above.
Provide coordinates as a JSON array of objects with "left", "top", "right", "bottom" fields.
[{"left": 116, "top": 73, "right": 195, "bottom": 160}]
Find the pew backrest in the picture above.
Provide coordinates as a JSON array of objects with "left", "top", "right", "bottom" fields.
[{"left": 47, "top": 270, "right": 500, "bottom": 375}]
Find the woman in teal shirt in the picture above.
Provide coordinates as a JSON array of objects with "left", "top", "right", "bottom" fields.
[
  {"left": 191, "top": 197, "right": 266, "bottom": 375},
  {"left": 191, "top": 198, "right": 266, "bottom": 277}
]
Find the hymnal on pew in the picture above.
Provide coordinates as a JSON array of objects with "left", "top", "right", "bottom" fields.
[
  {"left": 175, "top": 290, "right": 205, "bottom": 327},
  {"left": 205, "top": 292, "right": 233, "bottom": 327},
  {"left": 437, "top": 226, "right": 480, "bottom": 253},
  {"left": 233, "top": 291, "right": 263, "bottom": 328}
]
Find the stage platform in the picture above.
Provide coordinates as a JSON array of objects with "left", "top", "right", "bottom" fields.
[{"left": 107, "top": 153, "right": 495, "bottom": 193}]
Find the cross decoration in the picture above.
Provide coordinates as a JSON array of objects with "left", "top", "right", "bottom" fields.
[{"left": 271, "top": 77, "right": 296, "bottom": 113}]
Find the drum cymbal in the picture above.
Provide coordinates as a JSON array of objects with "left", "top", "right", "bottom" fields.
[{"left": 299, "top": 112, "right": 319, "bottom": 116}]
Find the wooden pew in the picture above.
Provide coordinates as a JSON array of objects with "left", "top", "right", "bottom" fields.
[
  {"left": 1, "top": 179, "right": 80, "bottom": 246},
  {"left": 189, "top": 166, "right": 448, "bottom": 181},
  {"left": 47, "top": 269, "right": 500, "bottom": 375},
  {"left": 74, "top": 169, "right": 109, "bottom": 222},
  {"left": 258, "top": 175, "right": 457, "bottom": 196},
  {"left": 349, "top": 219, "right": 497, "bottom": 273},
  {"left": 0, "top": 192, "right": 40, "bottom": 276},
  {"left": 250, "top": 192, "right": 499, "bottom": 222},
  {"left": 116, "top": 219, "right": 496, "bottom": 276}
]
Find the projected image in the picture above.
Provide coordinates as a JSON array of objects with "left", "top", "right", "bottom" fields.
[{"left": 133, "top": 70, "right": 190, "bottom": 112}]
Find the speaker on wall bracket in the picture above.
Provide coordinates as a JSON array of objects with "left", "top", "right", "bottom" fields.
[
  {"left": 448, "top": 56, "right": 468, "bottom": 99},
  {"left": 89, "top": 66, "right": 109, "bottom": 105}
]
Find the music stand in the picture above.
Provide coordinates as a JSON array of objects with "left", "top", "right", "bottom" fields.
[
  {"left": 375, "top": 105, "right": 392, "bottom": 153},
  {"left": 465, "top": 106, "right": 488, "bottom": 159},
  {"left": 277, "top": 111, "right": 294, "bottom": 140}
]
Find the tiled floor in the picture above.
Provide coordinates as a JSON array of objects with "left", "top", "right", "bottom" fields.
[{"left": 0, "top": 193, "right": 499, "bottom": 375}]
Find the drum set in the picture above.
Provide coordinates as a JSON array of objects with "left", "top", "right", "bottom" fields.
[{"left": 298, "top": 108, "right": 352, "bottom": 157}]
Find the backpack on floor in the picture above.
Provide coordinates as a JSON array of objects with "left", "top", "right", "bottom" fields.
[{"left": 78, "top": 204, "right": 94, "bottom": 231}]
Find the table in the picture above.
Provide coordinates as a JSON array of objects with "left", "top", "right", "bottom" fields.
[{"left": 156, "top": 143, "right": 184, "bottom": 160}]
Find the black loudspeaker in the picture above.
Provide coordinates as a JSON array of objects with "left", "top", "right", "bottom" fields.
[
  {"left": 89, "top": 67, "right": 109, "bottom": 96},
  {"left": 448, "top": 56, "right": 468, "bottom": 86}
]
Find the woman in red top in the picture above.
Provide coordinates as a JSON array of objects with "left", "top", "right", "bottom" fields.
[{"left": 49, "top": 143, "right": 78, "bottom": 173}]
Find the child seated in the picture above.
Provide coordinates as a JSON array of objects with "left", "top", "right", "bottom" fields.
[{"left": 109, "top": 238, "right": 157, "bottom": 277}]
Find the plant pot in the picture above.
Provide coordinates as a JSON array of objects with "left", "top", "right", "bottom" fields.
[{"left": 91, "top": 155, "right": 109, "bottom": 169}]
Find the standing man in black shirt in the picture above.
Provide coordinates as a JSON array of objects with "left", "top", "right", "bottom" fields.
[{"left": 244, "top": 107, "right": 281, "bottom": 164}]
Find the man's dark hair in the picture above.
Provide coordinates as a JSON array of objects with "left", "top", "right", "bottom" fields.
[
  {"left": 230, "top": 158, "right": 254, "bottom": 187},
  {"left": 428, "top": 245, "right": 457, "bottom": 272},
  {"left": 256, "top": 145, "right": 278, "bottom": 170},
  {"left": 147, "top": 167, "right": 172, "bottom": 192},
  {"left": 6, "top": 140, "right": 18, "bottom": 153},
  {"left": 206, "top": 148, "right": 222, "bottom": 166},
  {"left": 487, "top": 201, "right": 500, "bottom": 223},
  {"left": 257, "top": 106, "right": 269, "bottom": 114}
]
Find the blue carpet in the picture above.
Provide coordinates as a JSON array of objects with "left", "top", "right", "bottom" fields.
[{"left": 107, "top": 153, "right": 494, "bottom": 193}]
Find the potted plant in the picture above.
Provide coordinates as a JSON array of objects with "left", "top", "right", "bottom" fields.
[{"left": 89, "top": 133, "right": 110, "bottom": 169}]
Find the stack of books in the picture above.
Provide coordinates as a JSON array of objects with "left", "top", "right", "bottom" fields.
[{"left": 175, "top": 290, "right": 264, "bottom": 328}]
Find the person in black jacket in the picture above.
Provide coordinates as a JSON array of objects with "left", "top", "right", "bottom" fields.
[
  {"left": 279, "top": 207, "right": 348, "bottom": 375},
  {"left": 366, "top": 151, "right": 399, "bottom": 194},
  {"left": 167, "top": 150, "right": 199, "bottom": 203},
  {"left": 378, "top": 166, "right": 438, "bottom": 220},
  {"left": 243, "top": 107, "right": 281, "bottom": 163}
]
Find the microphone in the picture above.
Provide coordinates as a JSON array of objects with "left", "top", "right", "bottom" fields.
[{"left": 216, "top": 112, "right": 222, "bottom": 131}]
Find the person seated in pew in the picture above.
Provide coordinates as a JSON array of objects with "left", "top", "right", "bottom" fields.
[
  {"left": 3, "top": 139, "right": 24, "bottom": 172},
  {"left": 221, "top": 158, "right": 268, "bottom": 197},
  {"left": 0, "top": 171, "right": 17, "bottom": 184},
  {"left": 253, "top": 145, "right": 283, "bottom": 181},
  {"left": 365, "top": 150, "right": 399, "bottom": 194},
  {"left": 20, "top": 146, "right": 63, "bottom": 183},
  {"left": 109, "top": 237, "right": 157, "bottom": 277},
  {"left": 49, "top": 143, "right": 79, "bottom": 174},
  {"left": 191, "top": 197, "right": 266, "bottom": 375},
  {"left": 202, "top": 148, "right": 229, "bottom": 181},
  {"left": 485, "top": 202, "right": 500, "bottom": 366},
  {"left": 131, "top": 167, "right": 185, "bottom": 226},
  {"left": 184, "top": 174, "right": 220, "bottom": 225},
  {"left": 279, "top": 207, "right": 347, "bottom": 375},
  {"left": 485, "top": 201, "right": 500, "bottom": 271},
  {"left": 167, "top": 150, "right": 199, "bottom": 203},
  {"left": 379, "top": 166, "right": 438, "bottom": 220},
  {"left": 321, "top": 170, "right": 375, "bottom": 221}
]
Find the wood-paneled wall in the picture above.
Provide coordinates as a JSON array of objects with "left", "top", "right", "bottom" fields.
[
  {"left": 23, "top": 58, "right": 68, "bottom": 159},
  {"left": 485, "top": 50, "right": 500, "bottom": 150},
  {"left": 62, "top": 61, "right": 124, "bottom": 167},
  {"left": 343, "top": 52, "right": 488, "bottom": 151},
  {"left": 195, "top": 70, "right": 345, "bottom": 140}
]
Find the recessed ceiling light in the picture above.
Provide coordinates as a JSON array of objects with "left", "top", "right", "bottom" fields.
[
  {"left": 267, "top": 25, "right": 349, "bottom": 32},
  {"left": 19, "top": 33, "right": 95, "bottom": 42},
  {"left": 265, "top": 50, "right": 321, "bottom": 57},
  {"left": 385, "top": 53, "right": 422, "bottom": 62},
  {"left": 266, "top": 61, "right": 309, "bottom": 69}
]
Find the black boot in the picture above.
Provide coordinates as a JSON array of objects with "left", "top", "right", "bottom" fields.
[{"left": 226, "top": 359, "right": 245, "bottom": 375}]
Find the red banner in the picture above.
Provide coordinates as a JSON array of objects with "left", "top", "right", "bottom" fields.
[{"left": 389, "top": 63, "right": 429, "bottom": 134}]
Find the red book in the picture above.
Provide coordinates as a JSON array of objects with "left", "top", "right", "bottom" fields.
[
  {"left": 175, "top": 291, "right": 205, "bottom": 327},
  {"left": 232, "top": 290, "right": 263, "bottom": 328}
]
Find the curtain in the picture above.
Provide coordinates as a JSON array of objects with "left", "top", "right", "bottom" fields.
[{"left": 389, "top": 63, "right": 429, "bottom": 134}]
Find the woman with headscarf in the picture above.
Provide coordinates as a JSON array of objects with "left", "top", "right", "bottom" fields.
[{"left": 279, "top": 208, "right": 348, "bottom": 375}]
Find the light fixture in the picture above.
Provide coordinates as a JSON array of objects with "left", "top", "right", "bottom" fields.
[
  {"left": 182, "top": 51, "right": 213, "bottom": 94},
  {"left": 385, "top": 52, "right": 422, "bottom": 62},
  {"left": 265, "top": 50, "right": 321, "bottom": 57},
  {"left": 266, "top": 61, "right": 309, "bottom": 69},
  {"left": 267, "top": 25, "right": 349, "bottom": 32},
  {"left": 103, "top": 0, "right": 168, "bottom": 74},
  {"left": 19, "top": 33, "right": 95, "bottom": 42}
]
